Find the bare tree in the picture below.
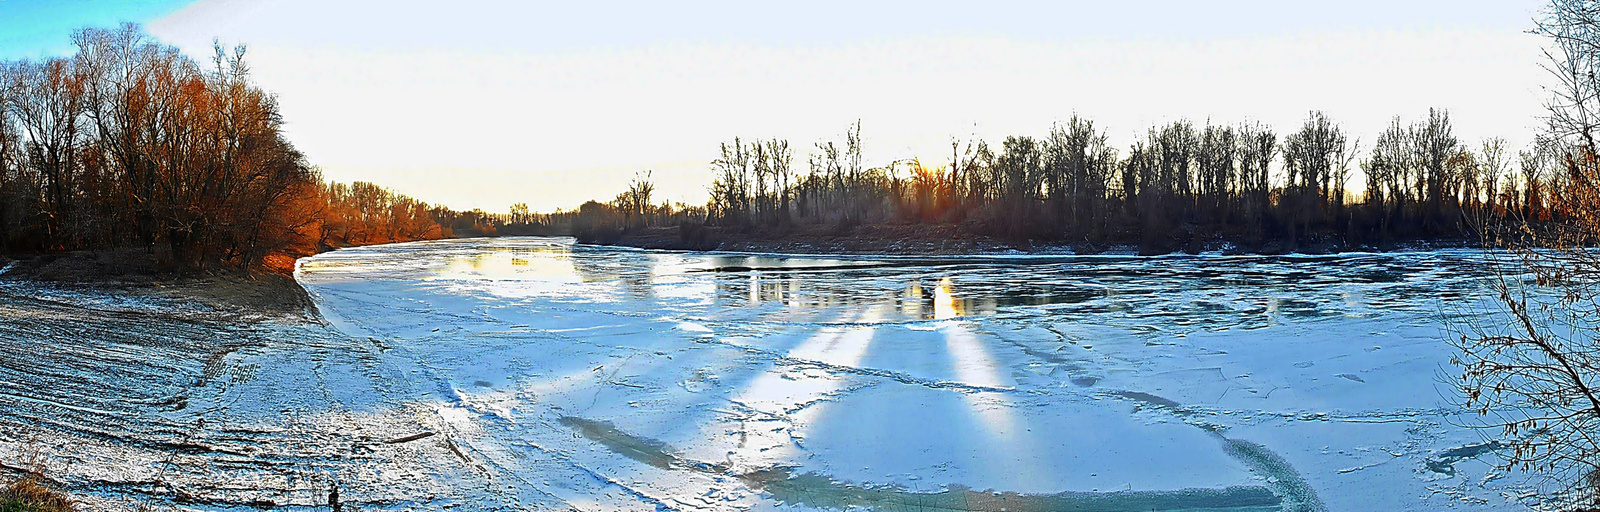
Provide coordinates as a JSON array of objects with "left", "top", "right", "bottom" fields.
[
  {"left": 1281, "top": 111, "right": 1346, "bottom": 243},
  {"left": 710, "top": 138, "right": 750, "bottom": 224},
  {"left": 1455, "top": 0, "right": 1600, "bottom": 506},
  {"left": 768, "top": 139, "right": 791, "bottom": 224},
  {"left": 845, "top": 121, "right": 864, "bottom": 220},
  {"left": 1333, "top": 136, "right": 1360, "bottom": 225},
  {"left": 1197, "top": 122, "right": 1237, "bottom": 222},
  {"left": 625, "top": 170, "right": 654, "bottom": 228},
  {"left": 1236, "top": 122, "right": 1276, "bottom": 225},
  {"left": 9, "top": 58, "right": 86, "bottom": 246},
  {"left": 1480, "top": 138, "right": 1510, "bottom": 214},
  {"left": 1415, "top": 108, "right": 1461, "bottom": 225},
  {"left": 751, "top": 141, "right": 770, "bottom": 224}
]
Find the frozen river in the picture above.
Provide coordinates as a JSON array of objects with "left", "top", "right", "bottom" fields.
[{"left": 286, "top": 236, "right": 1538, "bottom": 511}]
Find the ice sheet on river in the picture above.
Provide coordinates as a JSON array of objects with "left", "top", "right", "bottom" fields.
[
  {"left": 0, "top": 236, "right": 1547, "bottom": 510},
  {"left": 289, "top": 237, "right": 1539, "bottom": 510}
]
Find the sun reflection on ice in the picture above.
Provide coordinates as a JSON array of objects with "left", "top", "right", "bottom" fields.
[
  {"left": 934, "top": 277, "right": 963, "bottom": 320},
  {"left": 428, "top": 243, "right": 584, "bottom": 297},
  {"left": 933, "top": 276, "right": 1042, "bottom": 485},
  {"left": 941, "top": 327, "right": 1017, "bottom": 440}
]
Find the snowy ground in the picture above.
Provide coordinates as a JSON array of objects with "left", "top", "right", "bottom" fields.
[{"left": 0, "top": 236, "right": 1551, "bottom": 510}]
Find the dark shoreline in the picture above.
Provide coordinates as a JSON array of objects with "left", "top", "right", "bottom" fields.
[
  {"left": 578, "top": 224, "right": 1483, "bottom": 257},
  {"left": 0, "top": 227, "right": 1484, "bottom": 313},
  {"left": 0, "top": 250, "right": 318, "bottom": 320}
]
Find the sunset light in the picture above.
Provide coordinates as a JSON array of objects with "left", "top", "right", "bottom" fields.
[{"left": 3, "top": 1, "right": 1597, "bottom": 511}]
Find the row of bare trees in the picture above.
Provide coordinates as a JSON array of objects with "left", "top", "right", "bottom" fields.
[
  {"left": 685, "top": 110, "right": 1568, "bottom": 252},
  {"left": 0, "top": 25, "right": 446, "bottom": 271},
  {"left": 711, "top": 137, "right": 796, "bottom": 226}
]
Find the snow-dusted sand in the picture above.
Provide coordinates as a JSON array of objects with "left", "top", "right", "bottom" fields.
[{"left": 286, "top": 236, "right": 1536, "bottom": 510}]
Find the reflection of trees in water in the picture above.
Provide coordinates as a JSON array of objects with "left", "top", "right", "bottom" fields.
[
  {"left": 714, "top": 272, "right": 1000, "bottom": 319},
  {"left": 485, "top": 244, "right": 569, "bottom": 257},
  {"left": 620, "top": 270, "right": 653, "bottom": 301},
  {"left": 568, "top": 251, "right": 617, "bottom": 283},
  {"left": 474, "top": 244, "right": 571, "bottom": 270},
  {"left": 715, "top": 272, "right": 810, "bottom": 309},
  {"left": 899, "top": 278, "right": 999, "bottom": 319},
  {"left": 445, "top": 243, "right": 575, "bottom": 276},
  {"left": 568, "top": 248, "right": 654, "bottom": 300},
  {"left": 715, "top": 272, "right": 867, "bottom": 310}
]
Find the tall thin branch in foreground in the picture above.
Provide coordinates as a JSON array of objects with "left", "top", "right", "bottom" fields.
[{"left": 1454, "top": 0, "right": 1600, "bottom": 507}]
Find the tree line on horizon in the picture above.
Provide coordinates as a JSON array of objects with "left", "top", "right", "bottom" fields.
[
  {"left": 572, "top": 110, "right": 1569, "bottom": 253},
  {"left": 0, "top": 24, "right": 1576, "bottom": 268},
  {"left": 0, "top": 25, "right": 461, "bottom": 273}
]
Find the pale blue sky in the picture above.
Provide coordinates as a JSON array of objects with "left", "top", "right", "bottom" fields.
[
  {"left": 0, "top": 0, "right": 192, "bottom": 59},
  {"left": 6, "top": 1, "right": 1538, "bottom": 54},
  {"left": 1, "top": 0, "right": 1555, "bottom": 212}
]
